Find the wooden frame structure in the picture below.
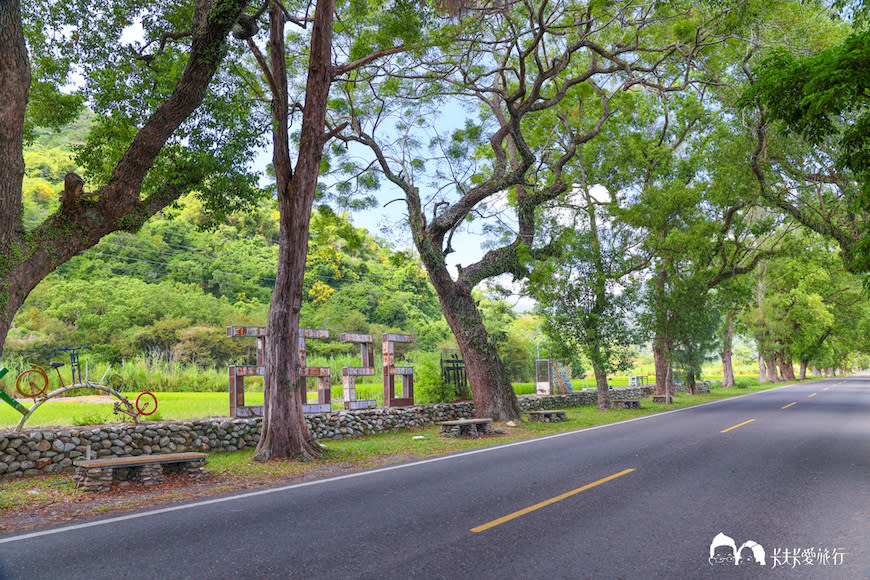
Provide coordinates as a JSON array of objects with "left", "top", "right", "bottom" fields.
[
  {"left": 383, "top": 333, "right": 415, "bottom": 407},
  {"left": 340, "top": 333, "right": 377, "bottom": 410},
  {"left": 226, "top": 326, "right": 332, "bottom": 417},
  {"left": 298, "top": 328, "right": 331, "bottom": 414},
  {"left": 227, "top": 326, "right": 266, "bottom": 418}
]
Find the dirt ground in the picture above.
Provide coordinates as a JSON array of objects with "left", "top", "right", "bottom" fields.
[{"left": 0, "top": 461, "right": 383, "bottom": 536}]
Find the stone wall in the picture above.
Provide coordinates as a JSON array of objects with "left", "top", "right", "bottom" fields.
[{"left": 0, "top": 386, "right": 653, "bottom": 480}]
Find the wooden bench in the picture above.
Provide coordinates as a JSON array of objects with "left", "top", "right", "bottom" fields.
[
  {"left": 611, "top": 400, "right": 641, "bottom": 410},
  {"left": 438, "top": 418, "right": 493, "bottom": 438},
  {"left": 527, "top": 409, "right": 567, "bottom": 422},
  {"left": 73, "top": 452, "right": 208, "bottom": 492}
]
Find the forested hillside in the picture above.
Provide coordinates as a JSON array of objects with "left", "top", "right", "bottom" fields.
[{"left": 5, "top": 125, "right": 539, "bottom": 382}]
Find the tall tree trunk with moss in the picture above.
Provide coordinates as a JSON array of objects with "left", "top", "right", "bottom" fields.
[
  {"left": 591, "top": 357, "right": 611, "bottom": 411},
  {"left": 416, "top": 238, "right": 520, "bottom": 421}
]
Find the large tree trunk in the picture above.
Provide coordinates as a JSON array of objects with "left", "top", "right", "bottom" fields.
[
  {"left": 799, "top": 360, "right": 808, "bottom": 380},
  {"left": 254, "top": 0, "right": 333, "bottom": 461},
  {"left": 592, "top": 362, "right": 610, "bottom": 410},
  {"left": 686, "top": 369, "right": 698, "bottom": 395},
  {"left": 428, "top": 272, "right": 520, "bottom": 421},
  {"left": 758, "top": 354, "right": 768, "bottom": 382},
  {"left": 777, "top": 351, "right": 796, "bottom": 381},
  {"left": 0, "top": 0, "right": 28, "bottom": 238},
  {"left": 0, "top": 0, "right": 249, "bottom": 356},
  {"left": 767, "top": 355, "right": 780, "bottom": 382},
  {"left": 653, "top": 333, "right": 671, "bottom": 397},
  {"left": 721, "top": 312, "right": 736, "bottom": 388}
]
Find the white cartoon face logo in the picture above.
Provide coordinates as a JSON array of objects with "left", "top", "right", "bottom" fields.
[{"left": 709, "top": 533, "right": 766, "bottom": 566}]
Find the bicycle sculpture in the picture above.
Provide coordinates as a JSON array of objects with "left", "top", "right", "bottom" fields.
[{"left": 2, "top": 346, "right": 157, "bottom": 431}]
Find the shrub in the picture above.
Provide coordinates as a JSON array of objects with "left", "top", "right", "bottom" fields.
[
  {"left": 512, "top": 382, "right": 536, "bottom": 395},
  {"left": 734, "top": 378, "right": 760, "bottom": 389},
  {"left": 409, "top": 351, "right": 454, "bottom": 404},
  {"left": 72, "top": 411, "right": 111, "bottom": 426}
]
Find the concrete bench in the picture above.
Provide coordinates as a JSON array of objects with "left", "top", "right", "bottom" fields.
[
  {"left": 527, "top": 409, "right": 567, "bottom": 422},
  {"left": 73, "top": 452, "right": 208, "bottom": 492},
  {"left": 438, "top": 418, "right": 493, "bottom": 438},
  {"left": 611, "top": 400, "right": 641, "bottom": 410},
  {"left": 652, "top": 394, "right": 673, "bottom": 405}
]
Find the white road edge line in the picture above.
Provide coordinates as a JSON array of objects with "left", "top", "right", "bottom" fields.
[{"left": 0, "top": 379, "right": 824, "bottom": 544}]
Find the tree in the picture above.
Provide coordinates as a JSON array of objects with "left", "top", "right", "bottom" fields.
[
  {"left": 532, "top": 223, "right": 640, "bottom": 410},
  {"left": 240, "top": 0, "right": 430, "bottom": 460},
  {"left": 238, "top": 0, "right": 335, "bottom": 461},
  {"left": 609, "top": 86, "right": 779, "bottom": 397},
  {"left": 341, "top": 0, "right": 729, "bottom": 419},
  {"left": 1, "top": 0, "right": 256, "bottom": 356},
  {"left": 715, "top": 275, "right": 755, "bottom": 388},
  {"left": 742, "top": 231, "right": 867, "bottom": 380},
  {"left": 529, "top": 120, "right": 646, "bottom": 409},
  {"left": 741, "top": 5, "right": 870, "bottom": 271}
]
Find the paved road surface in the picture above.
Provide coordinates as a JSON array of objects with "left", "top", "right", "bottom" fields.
[{"left": 1, "top": 376, "right": 868, "bottom": 579}]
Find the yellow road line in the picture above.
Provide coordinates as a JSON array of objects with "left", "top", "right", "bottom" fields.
[
  {"left": 781, "top": 402, "right": 797, "bottom": 409},
  {"left": 823, "top": 387, "right": 830, "bottom": 391},
  {"left": 808, "top": 393, "right": 817, "bottom": 398},
  {"left": 720, "top": 419, "right": 756, "bottom": 433},
  {"left": 470, "top": 468, "right": 636, "bottom": 533}
]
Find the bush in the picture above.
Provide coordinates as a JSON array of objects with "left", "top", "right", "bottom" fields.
[
  {"left": 734, "top": 378, "right": 760, "bottom": 389},
  {"left": 512, "top": 382, "right": 536, "bottom": 395},
  {"left": 409, "top": 351, "right": 454, "bottom": 404},
  {"left": 72, "top": 411, "right": 112, "bottom": 426}
]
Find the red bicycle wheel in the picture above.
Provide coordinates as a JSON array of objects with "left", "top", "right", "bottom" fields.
[{"left": 135, "top": 391, "right": 158, "bottom": 416}]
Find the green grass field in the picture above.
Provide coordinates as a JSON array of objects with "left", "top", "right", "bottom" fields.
[{"left": 0, "top": 375, "right": 766, "bottom": 430}]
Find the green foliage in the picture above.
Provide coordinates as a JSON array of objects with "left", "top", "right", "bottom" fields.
[
  {"left": 742, "top": 231, "right": 869, "bottom": 372},
  {"left": 21, "top": 0, "right": 266, "bottom": 229},
  {"left": 409, "top": 350, "right": 454, "bottom": 404},
  {"left": 741, "top": 19, "right": 870, "bottom": 271},
  {"left": 71, "top": 410, "right": 113, "bottom": 426},
  {"left": 734, "top": 378, "right": 760, "bottom": 389},
  {"left": 12, "top": 134, "right": 510, "bottom": 377}
]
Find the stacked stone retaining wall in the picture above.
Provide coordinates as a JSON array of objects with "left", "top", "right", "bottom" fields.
[{"left": 0, "top": 386, "right": 653, "bottom": 480}]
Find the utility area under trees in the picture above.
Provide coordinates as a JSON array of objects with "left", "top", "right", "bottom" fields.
[{"left": 2, "top": 0, "right": 870, "bottom": 459}]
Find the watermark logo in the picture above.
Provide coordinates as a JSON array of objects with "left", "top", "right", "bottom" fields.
[
  {"left": 708, "top": 533, "right": 845, "bottom": 569},
  {"left": 708, "top": 532, "right": 766, "bottom": 566}
]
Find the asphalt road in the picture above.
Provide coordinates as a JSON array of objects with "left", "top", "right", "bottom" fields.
[{"left": 1, "top": 376, "right": 868, "bottom": 579}]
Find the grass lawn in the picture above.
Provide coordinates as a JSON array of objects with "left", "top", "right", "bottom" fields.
[{"left": 0, "top": 392, "right": 266, "bottom": 430}]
